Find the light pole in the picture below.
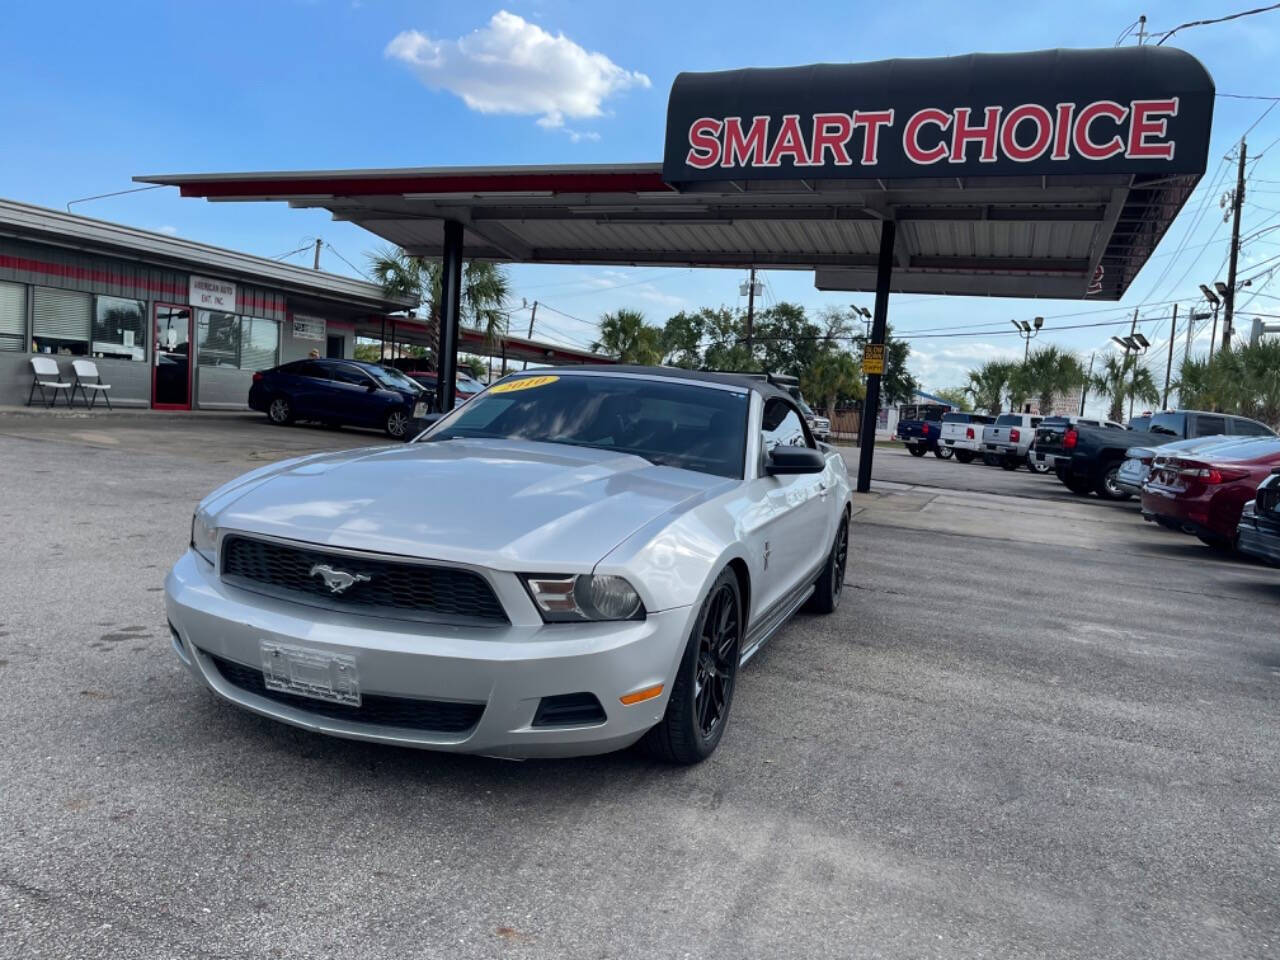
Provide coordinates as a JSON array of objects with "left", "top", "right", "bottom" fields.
[
  {"left": 1111, "top": 332, "right": 1150, "bottom": 420},
  {"left": 851, "top": 306, "right": 872, "bottom": 444},
  {"left": 1011, "top": 316, "right": 1044, "bottom": 362}
]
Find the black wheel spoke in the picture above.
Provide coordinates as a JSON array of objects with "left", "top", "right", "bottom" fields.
[{"left": 693, "top": 583, "right": 740, "bottom": 737}]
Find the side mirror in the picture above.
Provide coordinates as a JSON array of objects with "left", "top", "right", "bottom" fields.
[
  {"left": 366, "top": 382, "right": 378, "bottom": 392},
  {"left": 765, "top": 445, "right": 826, "bottom": 475}
]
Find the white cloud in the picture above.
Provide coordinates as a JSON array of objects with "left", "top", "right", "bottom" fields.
[
  {"left": 156, "top": 225, "right": 179, "bottom": 236},
  {"left": 908, "top": 340, "right": 1022, "bottom": 392},
  {"left": 385, "top": 11, "right": 649, "bottom": 134}
]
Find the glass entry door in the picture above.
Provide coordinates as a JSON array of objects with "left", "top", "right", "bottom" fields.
[{"left": 153, "top": 304, "right": 192, "bottom": 409}]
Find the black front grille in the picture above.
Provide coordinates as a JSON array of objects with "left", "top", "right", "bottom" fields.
[
  {"left": 220, "top": 535, "right": 507, "bottom": 624},
  {"left": 531, "top": 692, "right": 607, "bottom": 727},
  {"left": 206, "top": 652, "right": 484, "bottom": 733}
]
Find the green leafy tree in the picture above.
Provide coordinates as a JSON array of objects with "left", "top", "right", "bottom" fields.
[
  {"left": 700, "top": 306, "right": 758, "bottom": 371},
  {"left": 801, "top": 350, "right": 864, "bottom": 415},
  {"left": 1013, "top": 345, "right": 1086, "bottom": 416},
  {"left": 460, "top": 355, "right": 487, "bottom": 380},
  {"left": 934, "top": 386, "right": 972, "bottom": 411},
  {"left": 661, "top": 310, "right": 706, "bottom": 368},
  {"left": 593, "top": 308, "right": 664, "bottom": 365},
  {"left": 1174, "top": 340, "right": 1280, "bottom": 427},
  {"left": 753, "top": 302, "right": 823, "bottom": 375},
  {"left": 965, "top": 360, "right": 1015, "bottom": 415},
  {"left": 1090, "top": 353, "right": 1131, "bottom": 423}
]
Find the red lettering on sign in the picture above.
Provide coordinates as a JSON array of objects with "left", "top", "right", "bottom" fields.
[
  {"left": 950, "top": 106, "right": 1001, "bottom": 163},
  {"left": 1000, "top": 104, "right": 1054, "bottom": 162},
  {"left": 1073, "top": 101, "right": 1129, "bottom": 160},
  {"left": 1127, "top": 98, "right": 1178, "bottom": 159},
  {"left": 722, "top": 116, "right": 771, "bottom": 167},
  {"left": 809, "top": 113, "right": 854, "bottom": 166},
  {"left": 686, "top": 118, "right": 722, "bottom": 169},
  {"left": 853, "top": 109, "right": 895, "bottom": 165},
  {"left": 766, "top": 114, "right": 810, "bottom": 166},
  {"left": 1052, "top": 103, "right": 1075, "bottom": 160},
  {"left": 904, "top": 108, "right": 951, "bottom": 165}
]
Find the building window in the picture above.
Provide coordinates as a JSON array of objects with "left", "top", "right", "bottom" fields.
[
  {"left": 197, "top": 310, "right": 279, "bottom": 369},
  {"left": 0, "top": 281, "right": 25, "bottom": 352},
  {"left": 92, "top": 295, "right": 146, "bottom": 361},
  {"left": 32, "top": 286, "right": 91, "bottom": 356},
  {"left": 239, "top": 316, "right": 280, "bottom": 371},
  {"left": 197, "top": 310, "right": 241, "bottom": 367}
]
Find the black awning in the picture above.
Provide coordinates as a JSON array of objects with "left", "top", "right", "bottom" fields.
[{"left": 663, "top": 46, "right": 1213, "bottom": 185}]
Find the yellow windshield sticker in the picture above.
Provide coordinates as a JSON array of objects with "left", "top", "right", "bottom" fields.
[{"left": 489, "top": 375, "right": 559, "bottom": 394}]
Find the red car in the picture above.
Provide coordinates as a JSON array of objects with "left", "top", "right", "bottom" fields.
[{"left": 1141, "top": 436, "right": 1280, "bottom": 550}]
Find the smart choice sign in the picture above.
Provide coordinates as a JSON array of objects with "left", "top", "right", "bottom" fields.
[{"left": 663, "top": 47, "right": 1213, "bottom": 184}]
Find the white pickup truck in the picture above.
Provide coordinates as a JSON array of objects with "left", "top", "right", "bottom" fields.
[
  {"left": 982, "top": 413, "right": 1043, "bottom": 470},
  {"left": 937, "top": 412, "right": 995, "bottom": 463}
]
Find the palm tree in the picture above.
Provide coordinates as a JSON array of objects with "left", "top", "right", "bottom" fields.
[
  {"left": 1090, "top": 354, "right": 1131, "bottom": 423},
  {"left": 964, "top": 360, "right": 1015, "bottom": 414},
  {"left": 801, "top": 350, "right": 863, "bottom": 416},
  {"left": 1015, "top": 345, "right": 1086, "bottom": 416},
  {"left": 1124, "top": 365, "right": 1161, "bottom": 418},
  {"left": 593, "top": 308, "right": 664, "bottom": 364},
  {"left": 368, "top": 246, "right": 511, "bottom": 364}
]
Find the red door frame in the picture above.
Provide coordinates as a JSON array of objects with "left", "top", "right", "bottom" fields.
[{"left": 152, "top": 302, "right": 193, "bottom": 410}]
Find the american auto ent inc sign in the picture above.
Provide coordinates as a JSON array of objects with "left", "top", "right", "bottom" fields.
[
  {"left": 189, "top": 275, "right": 237, "bottom": 312},
  {"left": 662, "top": 47, "right": 1213, "bottom": 183}
]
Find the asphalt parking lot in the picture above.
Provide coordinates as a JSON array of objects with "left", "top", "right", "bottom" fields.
[{"left": 2, "top": 411, "right": 1278, "bottom": 959}]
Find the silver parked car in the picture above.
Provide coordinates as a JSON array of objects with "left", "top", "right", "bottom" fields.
[{"left": 166, "top": 367, "right": 852, "bottom": 764}]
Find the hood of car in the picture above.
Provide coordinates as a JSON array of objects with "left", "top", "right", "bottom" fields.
[{"left": 210, "top": 438, "right": 734, "bottom": 570}]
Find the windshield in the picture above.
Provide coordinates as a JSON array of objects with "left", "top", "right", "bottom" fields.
[
  {"left": 422, "top": 374, "right": 750, "bottom": 479},
  {"left": 369, "top": 365, "right": 420, "bottom": 391}
]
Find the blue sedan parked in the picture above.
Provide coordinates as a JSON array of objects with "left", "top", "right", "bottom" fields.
[{"left": 249, "top": 358, "right": 428, "bottom": 440}]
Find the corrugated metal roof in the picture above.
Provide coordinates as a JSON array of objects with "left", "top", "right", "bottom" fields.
[{"left": 136, "top": 162, "right": 1201, "bottom": 300}]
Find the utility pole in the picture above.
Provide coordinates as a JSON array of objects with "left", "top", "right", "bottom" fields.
[
  {"left": 522, "top": 300, "right": 538, "bottom": 370},
  {"left": 313, "top": 238, "right": 322, "bottom": 271},
  {"left": 1126, "top": 308, "right": 1140, "bottom": 421},
  {"left": 745, "top": 266, "right": 757, "bottom": 361},
  {"left": 1162, "top": 303, "right": 1178, "bottom": 409},
  {"left": 1080, "top": 351, "right": 1094, "bottom": 416},
  {"left": 1223, "top": 139, "right": 1247, "bottom": 350}
]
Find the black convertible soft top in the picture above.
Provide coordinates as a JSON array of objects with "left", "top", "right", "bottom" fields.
[{"left": 525, "top": 365, "right": 797, "bottom": 402}]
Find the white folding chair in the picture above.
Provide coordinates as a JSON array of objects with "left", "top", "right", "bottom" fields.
[
  {"left": 27, "top": 356, "right": 73, "bottom": 408},
  {"left": 71, "top": 359, "right": 113, "bottom": 409}
]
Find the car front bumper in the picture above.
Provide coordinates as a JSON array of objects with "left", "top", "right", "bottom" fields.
[
  {"left": 1237, "top": 507, "right": 1280, "bottom": 565},
  {"left": 165, "top": 550, "right": 693, "bottom": 757}
]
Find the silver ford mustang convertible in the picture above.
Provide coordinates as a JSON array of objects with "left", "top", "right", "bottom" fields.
[{"left": 166, "top": 366, "right": 852, "bottom": 763}]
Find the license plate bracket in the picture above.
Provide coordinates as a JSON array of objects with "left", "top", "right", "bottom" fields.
[{"left": 259, "top": 641, "right": 360, "bottom": 706}]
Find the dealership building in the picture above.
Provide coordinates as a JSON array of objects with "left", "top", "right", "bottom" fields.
[{"left": 0, "top": 199, "right": 415, "bottom": 409}]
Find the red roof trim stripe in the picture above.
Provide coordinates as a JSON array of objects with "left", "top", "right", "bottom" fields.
[{"left": 178, "top": 171, "right": 674, "bottom": 199}]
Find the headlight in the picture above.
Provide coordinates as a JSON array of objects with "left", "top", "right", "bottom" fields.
[
  {"left": 521, "top": 574, "right": 645, "bottom": 622},
  {"left": 190, "top": 510, "right": 218, "bottom": 565}
]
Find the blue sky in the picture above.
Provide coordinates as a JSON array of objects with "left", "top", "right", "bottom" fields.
[{"left": 3, "top": 1, "right": 1280, "bottom": 404}]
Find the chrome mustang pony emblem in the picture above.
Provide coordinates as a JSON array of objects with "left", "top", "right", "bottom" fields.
[{"left": 309, "top": 564, "right": 371, "bottom": 594}]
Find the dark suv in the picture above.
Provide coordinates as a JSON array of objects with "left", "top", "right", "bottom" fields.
[{"left": 248, "top": 359, "right": 427, "bottom": 439}]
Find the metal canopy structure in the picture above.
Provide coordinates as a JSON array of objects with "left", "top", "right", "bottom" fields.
[{"left": 137, "top": 45, "right": 1214, "bottom": 490}]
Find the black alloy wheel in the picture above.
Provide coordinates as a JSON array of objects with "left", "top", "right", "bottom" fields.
[
  {"left": 694, "top": 582, "right": 740, "bottom": 738},
  {"left": 806, "top": 511, "right": 850, "bottom": 614},
  {"left": 643, "top": 569, "right": 743, "bottom": 764}
]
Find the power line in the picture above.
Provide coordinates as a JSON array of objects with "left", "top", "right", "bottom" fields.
[
  {"left": 65, "top": 183, "right": 164, "bottom": 212},
  {"left": 1155, "top": 3, "right": 1280, "bottom": 46},
  {"left": 324, "top": 242, "right": 371, "bottom": 280}
]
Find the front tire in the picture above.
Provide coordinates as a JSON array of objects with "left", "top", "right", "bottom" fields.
[
  {"left": 933, "top": 445, "right": 953, "bottom": 460},
  {"left": 643, "top": 569, "right": 742, "bottom": 765},
  {"left": 384, "top": 408, "right": 412, "bottom": 440},
  {"left": 1000, "top": 456, "right": 1020, "bottom": 471},
  {"left": 805, "top": 510, "right": 850, "bottom": 614},
  {"left": 1027, "top": 455, "right": 1052, "bottom": 474},
  {"left": 267, "top": 396, "right": 294, "bottom": 425},
  {"left": 907, "top": 444, "right": 927, "bottom": 457},
  {"left": 1095, "top": 463, "right": 1132, "bottom": 501},
  {"left": 954, "top": 451, "right": 975, "bottom": 464}
]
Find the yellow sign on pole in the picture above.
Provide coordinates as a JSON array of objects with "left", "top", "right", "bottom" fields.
[{"left": 862, "top": 343, "right": 885, "bottom": 375}]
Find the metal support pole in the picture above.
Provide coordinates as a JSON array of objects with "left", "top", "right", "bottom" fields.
[
  {"left": 1080, "top": 352, "right": 1094, "bottom": 415},
  {"left": 745, "top": 266, "right": 757, "bottom": 361},
  {"left": 380, "top": 316, "right": 386, "bottom": 363},
  {"left": 856, "top": 220, "right": 896, "bottom": 494},
  {"left": 522, "top": 301, "right": 538, "bottom": 370},
  {"left": 1209, "top": 302, "right": 1220, "bottom": 360},
  {"left": 437, "top": 220, "right": 464, "bottom": 413},
  {"left": 1162, "top": 303, "right": 1178, "bottom": 409}
]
